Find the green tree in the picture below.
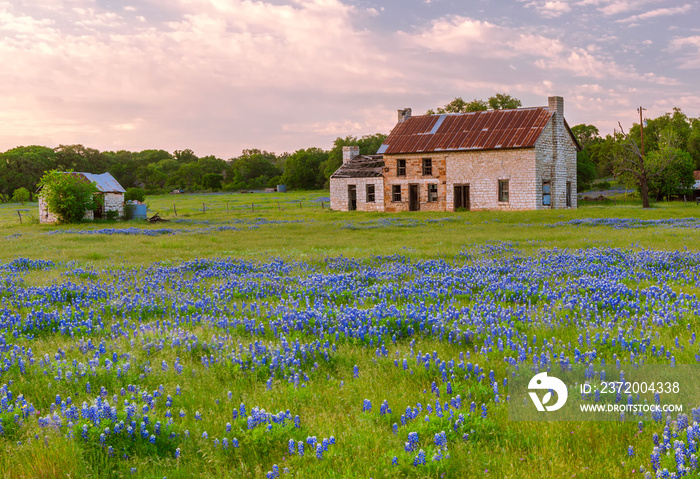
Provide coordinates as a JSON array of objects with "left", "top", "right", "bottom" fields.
[
  {"left": 12, "top": 187, "right": 30, "bottom": 204},
  {"left": 124, "top": 187, "right": 146, "bottom": 202},
  {"left": 202, "top": 173, "right": 224, "bottom": 190},
  {"left": 281, "top": 148, "right": 329, "bottom": 190},
  {"left": 54, "top": 144, "right": 107, "bottom": 172},
  {"left": 226, "top": 149, "right": 282, "bottom": 190},
  {"left": 38, "top": 170, "right": 100, "bottom": 223},
  {"left": 615, "top": 126, "right": 690, "bottom": 208},
  {"left": 646, "top": 130, "right": 695, "bottom": 200},
  {"left": 576, "top": 150, "right": 597, "bottom": 192},
  {"left": 0, "top": 145, "right": 56, "bottom": 202},
  {"left": 487, "top": 93, "right": 522, "bottom": 110},
  {"left": 572, "top": 124, "right": 603, "bottom": 191},
  {"left": 168, "top": 163, "right": 203, "bottom": 190},
  {"left": 426, "top": 98, "right": 487, "bottom": 115},
  {"left": 571, "top": 124, "right": 601, "bottom": 148},
  {"left": 320, "top": 134, "right": 388, "bottom": 187},
  {"left": 427, "top": 93, "right": 521, "bottom": 115}
]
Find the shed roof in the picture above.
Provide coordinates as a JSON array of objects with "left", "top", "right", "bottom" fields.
[
  {"left": 377, "top": 106, "right": 579, "bottom": 155},
  {"left": 331, "top": 155, "right": 384, "bottom": 179},
  {"left": 37, "top": 172, "right": 126, "bottom": 194},
  {"left": 79, "top": 172, "right": 126, "bottom": 193}
]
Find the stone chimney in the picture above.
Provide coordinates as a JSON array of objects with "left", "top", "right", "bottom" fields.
[
  {"left": 398, "top": 108, "right": 412, "bottom": 124},
  {"left": 548, "top": 96, "right": 564, "bottom": 117},
  {"left": 342, "top": 145, "right": 360, "bottom": 164}
]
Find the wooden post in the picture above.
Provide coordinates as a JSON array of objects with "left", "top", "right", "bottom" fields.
[
  {"left": 299, "top": 201, "right": 302, "bottom": 209},
  {"left": 227, "top": 202, "right": 229, "bottom": 213},
  {"left": 173, "top": 204, "right": 177, "bottom": 216},
  {"left": 17, "top": 211, "right": 22, "bottom": 224},
  {"left": 321, "top": 201, "right": 324, "bottom": 209},
  {"left": 203, "top": 202, "right": 206, "bottom": 213},
  {"left": 278, "top": 202, "right": 281, "bottom": 211},
  {"left": 252, "top": 203, "right": 254, "bottom": 212}
]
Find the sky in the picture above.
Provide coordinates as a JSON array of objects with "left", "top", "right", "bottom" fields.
[{"left": 1, "top": 0, "right": 699, "bottom": 159}]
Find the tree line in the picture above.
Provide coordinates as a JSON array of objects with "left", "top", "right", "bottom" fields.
[
  {"left": 573, "top": 107, "right": 700, "bottom": 205},
  {"left": 3, "top": 93, "right": 699, "bottom": 208},
  {"left": 0, "top": 134, "right": 387, "bottom": 202}
]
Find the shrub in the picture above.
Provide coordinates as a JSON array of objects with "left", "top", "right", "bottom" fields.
[
  {"left": 124, "top": 187, "right": 146, "bottom": 202},
  {"left": 12, "top": 187, "right": 30, "bottom": 204},
  {"left": 38, "top": 170, "right": 101, "bottom": 223}
]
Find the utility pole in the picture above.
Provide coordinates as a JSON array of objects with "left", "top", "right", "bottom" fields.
[{"left": 638, "top": 106, "right": 647, "bottom": 157}]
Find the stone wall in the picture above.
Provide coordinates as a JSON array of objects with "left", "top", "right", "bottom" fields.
[
  {"left": 444, "top": 149, "right": 538, "bottom": 210},
  {"left": 103, "top": 193, "right": 125, "bottom": 217},
  {"left": 382, "top": 154, "right": 446, "bottom": 212},
  {"left": 330, "top": 177, "right": 385, "bottom": 212},
  {"left": 38, "top": 196, "right": 59, "bottom": 224},
  {"left": 535, "top": 97, "right": 577, "bottom": 209}
]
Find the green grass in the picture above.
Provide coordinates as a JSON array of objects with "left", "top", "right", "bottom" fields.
[{"left": 0, "top": 192, "right": 699, "bottom": 478}]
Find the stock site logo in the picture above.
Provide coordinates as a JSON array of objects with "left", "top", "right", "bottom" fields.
[{"left": 528, "top": 372, "right": 568, "bottom": 412}]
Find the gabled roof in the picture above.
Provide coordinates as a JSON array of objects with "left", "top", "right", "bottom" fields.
[
  {"left": 377, "top": 107, "right": 580, "bottom": 155},
  {"left": 38, "top": 172, "right": 126, "bottom": 194},
  {"left": 331, "top": 155, "right": 384, "bottom": 179},
  {"left": 79, "top": 172, "right": 126, "bottom": 193}
]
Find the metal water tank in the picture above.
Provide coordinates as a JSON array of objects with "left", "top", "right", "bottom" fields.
[
  {"left": 126, "top": 201, "right": 147, "bottom": 220},
  {"left": 276, "top": 184, "right": 287, "bottom": 193}
]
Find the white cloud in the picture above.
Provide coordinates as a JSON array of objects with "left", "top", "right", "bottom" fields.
[
  {"left": 404, "top": 15, "right": 669, "bottom": 83},
  {"left": 523, "top": 0, "right": 572, "bottom": 18},
  {"left": 0, "top": 0, "right": 696, "bottom": 154},
  {"left": 669, "top": 35, "right": 700, "bottom": 69},
  {"left": 617, "top": 4, "right": 693, "bottom": 23}
]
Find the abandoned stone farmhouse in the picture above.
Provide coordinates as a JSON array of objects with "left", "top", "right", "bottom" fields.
[
  {"left": 38, "top": 172, "right": 126, "bottom": 224},
  {"left": 330, "top": 96, "right": 581, "bottom": 212}
]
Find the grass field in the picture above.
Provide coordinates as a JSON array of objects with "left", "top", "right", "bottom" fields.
[{"left": 1, "top": 192, "right": 700, "bottom": 478}]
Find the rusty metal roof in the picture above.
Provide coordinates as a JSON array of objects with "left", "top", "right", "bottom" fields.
[
  {"left": 331, "top": 155, "right": 384, "bottom": 179},
  {"left": 378, "top": 107, "right": 556, "bottom": 155}
]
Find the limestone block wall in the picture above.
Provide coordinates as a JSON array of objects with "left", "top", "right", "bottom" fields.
[
  {"left": 382, "top": 154, "right": 447, "bottom": 212},
  {"left": 535, "top": 115, "right": 577, "bottom": 209},
  {"left": 444, "top": 149, "right": 538, "bottom": 211},
  {"left": 330, "top": 177, "right": 385, "bottom": 212},
  {"left": 103, "top": 193, "right": 125, "bottom": 216},
  {"left": 38, "top": 196, "right": 59, "bottom": 224}
]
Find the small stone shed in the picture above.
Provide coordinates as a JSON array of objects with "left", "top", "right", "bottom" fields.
[{"left": 38, "top": 172, "right": 126, "bottom": 224}]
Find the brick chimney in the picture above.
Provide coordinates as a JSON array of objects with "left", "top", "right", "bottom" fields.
[
  {"left": 342, "top": 145, "right": 360, "bottom": 164},
  {"left": 398, "top": 108, "right": 412, "bottom": 123}
]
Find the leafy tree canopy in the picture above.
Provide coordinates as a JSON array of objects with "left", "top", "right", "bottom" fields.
[
  {"left": 427, "top": 93, "right": 521, "bottom": 115},
  {"left": 12, "top": 187, "right": 30, "bottom": 204}
]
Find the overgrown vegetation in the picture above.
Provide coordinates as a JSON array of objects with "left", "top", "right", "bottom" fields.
[{"left": 37, "top": 170, "right": 101, "bottom": 223}]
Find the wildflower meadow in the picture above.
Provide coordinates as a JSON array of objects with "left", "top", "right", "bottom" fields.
[{"left": 1, "top": 192, "right": 700, "bottom": 478}]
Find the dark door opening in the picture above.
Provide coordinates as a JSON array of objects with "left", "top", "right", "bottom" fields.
[
  {"left": 348, "top": 185, "right": 357, "bottom": 211},
  {"left": 454, "top": 185, "right": 470, "bottom": 211},
  {"left": 409, "top": 184, "right": 419, "bottom": 211}
]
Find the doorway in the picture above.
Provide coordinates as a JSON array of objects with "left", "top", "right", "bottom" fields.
[
  {"left": 348, "top": 185, "right": 357, "bottom": 211},
  {"left": 409, "top": 184, "right": 419, "bottom": 211},
  {"left": 454, "top": 185, "right": 470, "bottom": 211}
]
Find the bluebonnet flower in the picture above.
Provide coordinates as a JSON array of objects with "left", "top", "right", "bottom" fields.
[{"left": 413, "top": 449, "right": 426, "bottom": 466}]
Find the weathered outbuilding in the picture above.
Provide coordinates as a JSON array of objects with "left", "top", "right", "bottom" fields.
[
  {"left": 39, "top": 172, "right": 126, "bottom": 224},
  {"left": 330, "top": 146, "right": 385, "bottom": 212}
]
